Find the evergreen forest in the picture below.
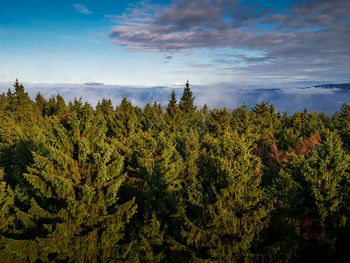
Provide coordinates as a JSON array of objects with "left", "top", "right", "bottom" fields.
[{"left": 0, "top": 80, "right": 349, "bottom": 262}]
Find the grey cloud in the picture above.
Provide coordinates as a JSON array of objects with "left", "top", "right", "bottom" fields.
[
  {"left": 156, "top": 0, "right": 224, "bottom": 31},
  {"left": 109, "top": 0, "right": 350, "bottom": 66},
  {"left": 163, "top": 55, "right": 172, "bottom": 63},
  {"left": 110, "top": 0, "right": 350, "bottom": 55}
]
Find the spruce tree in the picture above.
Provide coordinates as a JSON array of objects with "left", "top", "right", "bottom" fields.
[
  {"left": 0, "top": 168, "right": 14, "bottom": 234},
  {"left": 336, "top": 103, "right": 350, "bottom": 149},
  {"left": 56, "top": 94, "right": 67, "bottom": 116},
  {"left": 114, "top": 98, "right": 139, "bottom": 138},
  {"left": 183, "top": 131, "right": 270, "bottom": 261},
  {"left": 142, "top": 102, "right": 166, "bottom": 133},
  {"left": 179, "top": 81, "right": 196, "bottom": 116},
  {"left": 165, "top": 90, "right": 181, "bottom": 132},
  {"left": 208, "top": 108, "right": 231, "bottom": 137},
  {"left": 35, "top": 92, "right": 47, "bottom": 116},
  {"left": 125, "top": 131, "right": 187, "bottom": 260},
  {"left": 266, "top": 130, "right": 350, "bottom": 261},
  {"left": 0, "top": 102, "right": 137, "bottom": 262}
]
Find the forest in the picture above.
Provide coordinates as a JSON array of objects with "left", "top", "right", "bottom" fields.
[{"left": 0, "top": 80, "right": 349, "bottom": 262}]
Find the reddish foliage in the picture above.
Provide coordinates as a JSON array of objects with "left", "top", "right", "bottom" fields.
[
  {"left": 302, "top": 217, "right": 314, "bottom": 229},
  {"left": 254, "top": 133, "right": 321, "bottom": 169},
  {"left": 288, "top": 133, "right": 321, "bottom": 156},
  {"left": 60, "top": 112, "right": 72, "bottom": 126},
  {"left": 254, "top": 142, "right": 285, "bottom": 168}
]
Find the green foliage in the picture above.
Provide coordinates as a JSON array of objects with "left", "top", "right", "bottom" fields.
[
  {"left": 0, "top": 80, "right": 349, "bottom": 262},
  {"left": 179, "top": 81, "right": 196, "bottom": 125},
  {"left": 0, "top": 97, "right": 136, "bottom": 262},
  {"left": 335, "top": 103, "right": 350, "bottom": 149},
  {"left": 182, "top": 132, "right": 270, "bottom": 261},
  {"left": 166, "top": 90, "right": 182, "bottom": 132},
  {"left": 208, "top": 108, "right": 230, "bottom": 137},
  {"left": 114, "top": 98, "right": 140, "bottom": 138},
  {"left": 179, "top": 81, "right": 195, "bottom": 114}
]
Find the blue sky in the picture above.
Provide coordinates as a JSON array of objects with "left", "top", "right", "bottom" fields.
[{"left": 0, "top": 0, "right": 349, "bottom": 87}]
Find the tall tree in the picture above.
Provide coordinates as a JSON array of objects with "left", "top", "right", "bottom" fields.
[
  {"left": 179, "top": 81, "right": 196, "bottom": 116},
  {"left": 166, "top": 90, "right": 181, "bottom": 132}
]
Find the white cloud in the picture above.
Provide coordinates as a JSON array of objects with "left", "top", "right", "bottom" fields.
[
  {"left": 73, "top": 4, "right": 92, "bottom": 15},
  {"left": 1, "top": 81, "right": 348, "bottom": 115}
]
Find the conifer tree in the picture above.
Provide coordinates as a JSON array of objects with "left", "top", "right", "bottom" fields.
[
  {"left": 231, "top": 103, "right": 253, "bottom": 135},
  {"left": 96, "top": 98, "right": 114, "bottom": 115},
  {"left": 1, "top": 80, "right": 350, "bottom": 261},
  {"left": 183, "top": 131, "right": 270, "bottom": 261},
  {"left": 336, "top": 103, "right": 350, "bottom": 149},
  {"left": 142, "top": 102, "right": 166, "bottom": 133},
  {"left": 165, "top": 90, "right": 181, "bottom": 132},
  {"left": 208, "top": 108, "right": 231, "bottom": 137},
  {"left": 34, "top": 92, "right": 47, "bottom": 116},
  {"left": 301, "top": 131, "right": 349, "bottom": 252},
  {"left": 176, "top": 129, "right": 203, "bottom": 222},
  {"left": 0, "top": 103, "right": 136, "bottom": 262},
  {"left": 114, "top": 98, "right": 139, "bottom": 138},
  {"left": 194, "top": 104, "right": 210, "bottom": 136},
  {"left": 125, "top": 131, "right": 187, "bottom": 260},
  {"left": 179, "top": 81, "right": 196, "bottom": 116},
  {"left": 167, "top": 90, "right": 179, "bottom": 117},
  {"left": 0, "top": 168, "right": 14, "bottom": 234},
  {"left": 56, "top": 94, "right": 67, "bottom": 116},
  {"left": 266, "top": 130, "right": 349, "bottom": 261},
  {"left": 6, "top": 80, "right": 33, "bottom": 117},
  {"left": 96, "top": 98, "right": 115, "bottom": 137}
]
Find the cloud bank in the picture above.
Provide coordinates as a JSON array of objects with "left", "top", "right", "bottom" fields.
[
  {"left": 1, "top": 82, "right": 348, "bottom": 115},
  {"left": 109, "top": 0, "right": 350, "bottom": 84}
]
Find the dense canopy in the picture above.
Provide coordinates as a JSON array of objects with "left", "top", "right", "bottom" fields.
[{"left": 0, "top": 81, "right": 349, "bottom": 262}]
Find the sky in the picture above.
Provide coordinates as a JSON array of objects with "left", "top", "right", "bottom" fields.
[{"left": 0, "top": 0, "right": 349, "bottom": 88}]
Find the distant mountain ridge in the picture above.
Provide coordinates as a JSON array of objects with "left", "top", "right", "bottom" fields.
[{"left": 312, "top": 83, "right": 350, "bottom": 90}]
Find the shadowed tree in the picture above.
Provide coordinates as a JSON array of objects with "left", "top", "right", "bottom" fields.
[
  {"left": 166, "top": 90, "right": 181, "bottom": 132},
  {"left": 0, "top": 102, "right": 137, "bottom": 262}
]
